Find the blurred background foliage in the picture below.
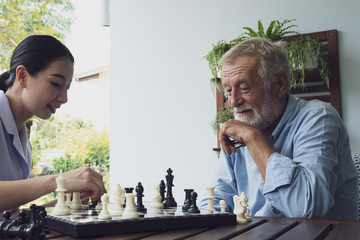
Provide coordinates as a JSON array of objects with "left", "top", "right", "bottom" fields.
[
  {"left": 28, "top": 116, "right": 110, "bottom": 206},
  {"left": 1, "top": 0, "right": 110, "bottom": 208},
  {"left": 0, "top": 0, "right": 74, "bottom": 71}
]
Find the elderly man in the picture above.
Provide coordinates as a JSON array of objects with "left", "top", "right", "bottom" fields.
[{"left": 209, "top": 37, "right": 358, "bottom": 220}]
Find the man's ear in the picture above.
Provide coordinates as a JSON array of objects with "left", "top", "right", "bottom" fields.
[
  {"left": 15, "top": 65, "right": 28, "bottom": 88},
  {"left": 275, "top": 71, "right": 289, "bottom": 98}
]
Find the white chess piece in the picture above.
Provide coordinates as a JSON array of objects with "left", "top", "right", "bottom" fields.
[
  {"left": 65, "top": 193, "right": 72, "bottom": 207},
  {"left": 219, "top": 199, "right": 226, "bottom": 213},
  {"left": 98, "top": 194, "right": 112, "bottom": 220},
  {"left": 151, "top": 184, "right": 163, "bottom": 216},
  {"left": 111, "top": 184, "right": 124, "bottom": 217},
  {"left": 151, "top": 184, "right": 163, "bottom": 209},
  {"left": 120, "top": 187, "right": 126, "bottom": 206},
  {"left": 70, "top": 192, "right": 83, "bottom": 210},
  {"left": 233, "top": 195, "right": 247, "bottom": 223},
  {"left": 240, "top": 192, "right": 252, "bottom": 222},
  {"left": 206, "top": 186, "right": 215, "bottom": 213},
  {"left": 122, "top": 193, "right": 139, "bottom": 219},
  {"left": 52, "top": 170, "right": 70, "bottom": 216}
]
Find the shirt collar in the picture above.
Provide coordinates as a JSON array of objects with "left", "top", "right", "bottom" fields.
[
  {"left": 0, "top": 90, "right": 27, "bottom": 159},
  {"left": 270, "top": 94, "right": 298, "bottom": 142},
  {"left": 0, "top": 90, "right": 18, "bottom": 136}
]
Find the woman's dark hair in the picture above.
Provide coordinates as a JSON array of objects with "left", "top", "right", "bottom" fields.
[{"left": 0, "top": 35, "right": 74, "bottom": 92}]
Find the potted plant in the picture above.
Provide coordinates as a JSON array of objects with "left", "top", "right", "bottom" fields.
[
  {"left": 211, "top": 106, "right": 234, "bottom": 133},
  {"left": 205, "top": 19, "right": 331, "bottom": 91}
]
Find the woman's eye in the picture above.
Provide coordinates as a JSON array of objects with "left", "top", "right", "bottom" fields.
[{"left": 51, "top": 82, "right": 60, "bottom": 87}]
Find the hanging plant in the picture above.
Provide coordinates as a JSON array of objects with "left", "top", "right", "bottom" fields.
[
  {"left": 204, "top": 40, "right": 232, "bottom": 92},
  {"left": 211, "top": 106, "right": 234, "bottom": 133},
  {"left": 285, "top": 37, "right": 331, "bottom": 88}
]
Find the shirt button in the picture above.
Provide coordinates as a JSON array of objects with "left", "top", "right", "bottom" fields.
[{"left": 271, "top": 206, "right": 280, "bottom": 215}]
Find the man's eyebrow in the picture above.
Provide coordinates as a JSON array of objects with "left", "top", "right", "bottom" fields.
[{"left": 51, "top": 73, "right": 66, "bottom": 80}]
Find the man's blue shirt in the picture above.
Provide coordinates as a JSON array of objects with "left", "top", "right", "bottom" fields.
[{"left": 207, "top": 95, "right": 358, "bottom": 220}]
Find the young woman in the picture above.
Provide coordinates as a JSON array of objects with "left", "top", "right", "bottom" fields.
[{"left": 0, "top": 35, "right": 106, "bottom": 214}]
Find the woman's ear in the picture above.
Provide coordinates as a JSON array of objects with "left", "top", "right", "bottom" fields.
[{"left": 15, "top": 65, "right": 28, "bottom": 88}]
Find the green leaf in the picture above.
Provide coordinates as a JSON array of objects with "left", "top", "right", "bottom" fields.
[
  {"left": 266, "top": 20, "right": 276, "bottom": 38},
  {"left": 257, "top": 20, "right": 265, "bottom": 37},
  {"left": 242, "top": 27, "right": 259, "bottom": 37},
  {"left": 0, "top": 0, "right": 74, "bottom": 71}
]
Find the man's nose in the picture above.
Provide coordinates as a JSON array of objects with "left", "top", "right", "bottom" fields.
[{"left": 229, "top": 89, "right": 244, "bottom": 108}]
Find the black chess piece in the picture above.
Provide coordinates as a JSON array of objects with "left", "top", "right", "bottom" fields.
[
  {"left": 89, "top": 200, "right": 98, "bottom": 209},
  {"left": 0, "top": 204, "right": 48, "bottom": 239},
  {"left": 89, "top": 201, "right": 99, "bottom": 215},
  {"left": 135, "top": 182, "right": 147, "bottom": 213},
  {"left": 187, "top": 191, "right": 200, "bottom": 213},
  {"left": 182, "top": 189, "right": 194, "bottom": 212},
  {"left": 162, "top": 168, "right": 177, "bottom": 209},
  {"left": 125, "top": 187, "right": 134, "bottom": 193},
  {"left": 159, "top": 180, "right": 166, "bottom": 202}
]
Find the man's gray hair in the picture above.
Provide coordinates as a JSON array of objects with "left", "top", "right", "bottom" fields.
[{"left": 219, "top": 37, "right": 290, "bottom": 92}]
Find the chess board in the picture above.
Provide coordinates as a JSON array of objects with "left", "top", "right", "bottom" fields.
[{"left": 46, "top": 203, "right": 236, "bottom": 238}]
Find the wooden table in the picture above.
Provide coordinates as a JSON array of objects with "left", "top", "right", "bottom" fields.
[{"left": 43, "top": 217, "right": 360, "bottom": 240}]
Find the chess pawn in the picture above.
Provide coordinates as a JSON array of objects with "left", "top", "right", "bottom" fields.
[
  {"left": 70, "top": 192, "right": 83, "bottom": 210},
  {"left": 52, "top": 170, "right": 70, "bottom": 216},
  {"left": 182, "top": 189, "right": 193, "bottom": 212},
  {"left": 65, "top": 193, "right": 72, "bottom": 207},
  {"left": 98, "top": 194, "right": 112, "bottom": 220},
  {"left": 206, "top": 186, "right": 215, "bottom": 213},
  {"left": 122, "top": 193, "right": 139, "bottom": 219},
  {"left": 187, "top": 191, "right": 200, "bottom": 214},
  {"left": 219, "top": 200, "right": 226, "bottom": 213},
  {"left": 112, "top": 184, "right": 124, "bottom": 217}
]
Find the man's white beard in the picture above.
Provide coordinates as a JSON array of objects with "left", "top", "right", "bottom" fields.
[{"left": 233, "top": 92, "right": 283, "bottom": 131}]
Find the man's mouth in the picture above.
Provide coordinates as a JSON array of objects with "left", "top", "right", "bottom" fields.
[{"left": 233, "top": 107, "right": 252, "bottom": 114}]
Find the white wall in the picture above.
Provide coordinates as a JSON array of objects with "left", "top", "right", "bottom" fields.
[{"left": 109, "top": 0, "right": 360, "bottom": 203}]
